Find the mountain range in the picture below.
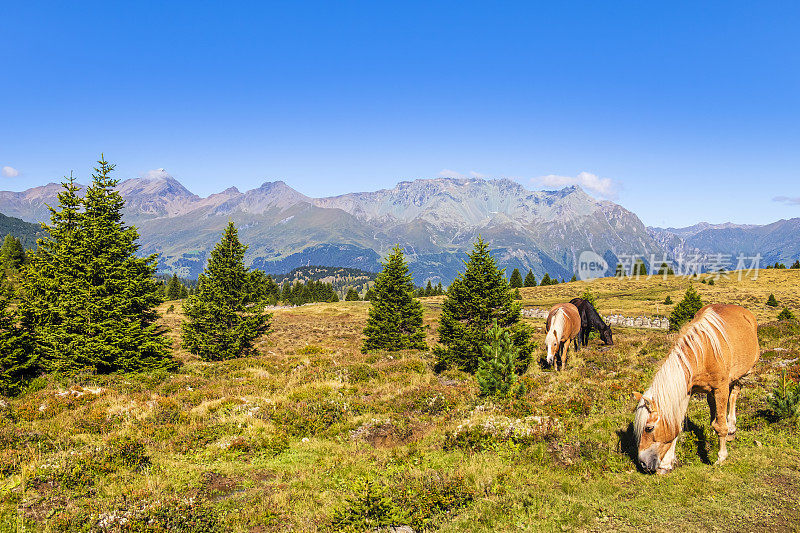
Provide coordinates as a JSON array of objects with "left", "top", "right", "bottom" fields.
[{"left": 0, "top": 174, "right": 797, "bottom": 283}]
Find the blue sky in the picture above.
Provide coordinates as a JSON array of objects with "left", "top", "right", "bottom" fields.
[{"left": 2, "top": 1, "right": 799, "bottom": 227}]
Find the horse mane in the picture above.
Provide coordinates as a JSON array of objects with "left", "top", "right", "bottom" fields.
[
  {"left": 546, "top": 307, "right": 567, "bottom": 344},
  {"left": 634, "top": 308, "right": 731, "bottom": 441}
]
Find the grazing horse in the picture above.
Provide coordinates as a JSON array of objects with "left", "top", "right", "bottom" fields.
[
  {"left": 569, "top": 297, "right": 613, "bottom": 347},
  {"left": 633, "top": 304, "right": 759, "bottom": 474},
  {"left": 545, "top": 303, "right": 582, "bottom": 370}
]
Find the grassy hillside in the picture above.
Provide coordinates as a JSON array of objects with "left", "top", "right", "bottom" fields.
[
  {"left": 0, "top": 212, "right": 42, "bottom": 249},
  {"left": 1, "top": 272, "right": 799, "bottom": 531}
]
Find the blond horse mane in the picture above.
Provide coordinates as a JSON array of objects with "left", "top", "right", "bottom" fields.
[
  {"left": 634, "top": 308, "right": 731, "bottom": 441},
  {"left": 546, "top": 307, "right": 568, "bottom": 346}
]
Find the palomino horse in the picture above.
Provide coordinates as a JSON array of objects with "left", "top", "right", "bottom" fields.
[
  {"left": 633, "top": 304, "right": 759, "bottom": 474},
  {"left": 545, "top": 303, "right": 582, "bottom": 370}
]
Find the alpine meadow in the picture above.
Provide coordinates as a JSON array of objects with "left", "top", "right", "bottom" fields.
[{"left": 3, "top": 3, "right": 800, "bottom": 532}]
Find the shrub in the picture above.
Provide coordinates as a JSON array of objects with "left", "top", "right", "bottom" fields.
[
  {"left": 663, "top": 296, "right": 673, "bottom": 305},
  {"left": 777, "top": 308, "right": 796, "bottom": 321},
  {"left": 580, "top": 288, "right": 597, "bottom": 308},
  {"left": 669, "top": 286, "right": 703, "bottom": 331},
  {"left": 767, "top": 294, "right": 779, "bottom": 307},
  {"left": 476, "top": 320, "right": 526, "bottom": 399}
]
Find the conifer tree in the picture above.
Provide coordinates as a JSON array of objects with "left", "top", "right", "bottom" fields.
[
  {"left": 569, "top": 274, "right": 577, "bottom": 282},
  {"left": 363, "top": 287, "right": 376, "bottom": 301},
  {"left": 166, "top": 273, "right": 183, "bottom": 300},
  {"left": 0, "top": 235, "right": 25, "bottom": 272},
  {"left": 425, "top": 280, "right": 434, "bottom": 296},
  {"left": 435, "top": 282, "right": 444, "bottom": 295},
  {"left": 345, "top": 287, "right": 361, "bottom": 301},
  {"left": 524, "top": 269, "right": 536, "bottom": 287},
  {"left": 182, "top": 222, "right": 272, "bottom": 360},
  {"left": 20, "top": 160, "right": 173, "bottom": 375},
  {"left": 434, "top": 237, "right": 532, "bottom": 373},
  {"left": 509, "top": 268, "right": 523, "bottom": 288},
  {"left": 0, "top": 280, "right": 34, "bottom": 396},
  {"left": 767, "top": 293, "right": 779, "bottom": 307},
  {"left": 540, "top": 273, "right": 553, "bottom": 286},
  {"left": 792, "top": 259, "right": 800, "bottom": 269},
  {"left": 669, "top": 285, "right": 703, "bottom": 331},
  {"left": 362, "top": 245, "right": 426, "bottom": 352}
]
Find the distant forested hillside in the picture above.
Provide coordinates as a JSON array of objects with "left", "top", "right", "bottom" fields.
[
  {"left": 272, "top": 265, "right": 377, "bottom": 295},
  {"left": 0, "top": 212, "right": 42, "bottom": 248}
]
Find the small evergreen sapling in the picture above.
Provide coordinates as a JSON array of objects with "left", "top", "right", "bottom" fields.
[
  {"left": 669, "top": 285, "right": 703, "bottom": 331},
  {"left": 767, "top": 370, "right": 800, "bottom": 423},
  {"left": 777, "top": 308, "right": 796, "bottom": 321},
  {"left": 509, "top": 268, "right": 523, "bottom": 289},
  {"left": 767, "top": 294, "right": 779, "bottom": 307},
  {"left": 476, "top": 320, "right": 526, "bottom": 398},
  {"left": 345, "top": 288, "right": 361, "bottom": 301},
  {"left": 663, "top": 296, "right": 673, "bottom": 305}
]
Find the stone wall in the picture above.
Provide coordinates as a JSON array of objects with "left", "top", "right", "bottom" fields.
[{"left": 521, "top": 308, "right": 669, "bottom": 330}]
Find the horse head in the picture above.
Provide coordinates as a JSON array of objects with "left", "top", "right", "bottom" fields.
[
  {"left": 601, "top": 326, "right": 613, "bottom": 345},
  {"left": 632, "top": 391, "right": 680, "bottom": 474},
  {"left": 545, "top": 328, "right": 559, "bottom": 366}
]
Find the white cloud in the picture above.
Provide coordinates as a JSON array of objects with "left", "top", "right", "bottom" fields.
[
  {"left": 533, "top": 171, "right": 618, "bottom": 199},
  {"left": 2, "top": 166, "right": 19, "bottom": 178},
  {"left": 469, "top": 171, "right": 487, "bottom": 178},
  {"left": 141, "top": 168, "right": 171, "bottom": 180},
  {"left": 438, "top": 169, "right": 464, "bottom": 178},
  {"left": 773, "top": 195, "right": 800, "bottom": 205}
]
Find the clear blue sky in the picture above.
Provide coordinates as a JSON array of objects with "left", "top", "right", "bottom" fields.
[{"left": 2, "top": 1, "right": 799, "bottom": 227}]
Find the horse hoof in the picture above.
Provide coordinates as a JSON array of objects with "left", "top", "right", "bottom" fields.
[
  {"left": 656, "top": 467, "right": 671, "bottom": 475},
  {"left": 714, "top": 457, "right": 727, "bottom": 466},
  {"left": 726, "top": 433, "right": 736, "bottom": 442}
]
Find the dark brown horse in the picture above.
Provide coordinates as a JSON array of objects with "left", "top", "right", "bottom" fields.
[{"left": 569, "top": 297, "right": 613, "bottom": 347}]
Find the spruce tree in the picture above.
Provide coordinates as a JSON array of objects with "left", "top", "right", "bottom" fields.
[
  {"left": 767, "top": 294, "right": 779, "bottom": 307},
  {"left": 182, "top": 222, "right": 272, "bottom": 361},
  {"left": 362, "top": 245, "right": 426, "bottom": 352},
  {"left": 0, "top": 235, "right": 25, "bottom": 272},
  {"left": 0, "top": 280, "right": 34, "bottom": 396},
  {"left": 425, "top": 280, "right": 434, "bottom": 296},
  {"left": 524, "top": 269, "right": 536, "bottom": 287},
  {"left": 792, "top": 259, "right": 800, "bottom": 269},
  {"left": 540, "top": 273, "right": 552, "bottom": 286},
  {"left": 345, "top": 287, "right": 361, "bottom": 301},
  {"left": 20, "top": 159, "right": 173, "bottom": 375},
  {"left": 509, "top": 268, "right": 523, "bottom": 288},
  {"left": 166, "top": 273, "right": 183, "bottom": 300},
  {"left": 669, "top": 285, "right": 703, "bottom": 331},
  {"left": 434, "top": 237, "right": 532, "bottom": 373}
]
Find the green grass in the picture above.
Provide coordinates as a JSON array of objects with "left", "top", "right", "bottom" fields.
[{"left": 1, "top": 272, "right": 799, "bottom": 531}]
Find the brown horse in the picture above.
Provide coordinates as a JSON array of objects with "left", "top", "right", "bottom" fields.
[
  {"left": 545, "top": 303, "right": 582, "bottom": 370},
  {"left": 633, "top": 304, "right": 759, "bottom": 474}
]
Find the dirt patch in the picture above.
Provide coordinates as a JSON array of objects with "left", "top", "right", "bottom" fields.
[{"left": 200, "top": 472, "right": 241, "bottom": 501}]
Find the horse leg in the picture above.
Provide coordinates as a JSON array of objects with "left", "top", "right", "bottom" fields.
[
  {"left": 727, "top": 383, "right": 741, "bottom": 441},
  {"left": 711, "top": 385, "right": 731, "bottom": 464},
  {"left": 562, "top": 342, "right": 569, "bottom": 371}
]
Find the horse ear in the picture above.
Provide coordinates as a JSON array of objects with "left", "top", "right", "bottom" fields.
[{"left": 633, "top": 391, "right": 643, "bottom": 402}]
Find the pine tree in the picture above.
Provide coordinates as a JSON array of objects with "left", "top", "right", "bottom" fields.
[
  {"left": 632, "top": 260, "right": 648, "bottom": 277},
  {"left": 777, "top": 308, "right": 796, "bottom": 321},
  {"left": 767, "top": 293, "right": 779, "bottom": 307},
  {"left": 669, "top": 285, "right": 703, "bottom": 331},
  {"left": 434, "top": 237, "right": 532, "bottom": 373},
  {"left": 569, "top": 274, "right": 577, "bottom": 282},
  {"left": 182, "top": 222, "right": 272, "bottom": 361},
  {"left": 792, "top": 259, "right": 800, "bottom": 269},
  {"left": 664, "top": 295, "right": 673, "bottom": 305},
  {"left": 345, "top": 287, "right": 361, "bottom": 301},
  {"left": 0, "top": 280, "right": 34, "bottom": 396},
  {"left": 524, "top": 270, "right": 536, "bottom": 287},
  {"left": 20, "top": 160, "right": 173, "bottom": 375},
  {"left": 362, "top": 245, "right": 426, "bottom": 352},
  {"left": 540, "top": 273, "right": 552, "bottom": 286},
  {"left": 363, "top": 287, "right": 376, "bottom": 301},
  {"left": 435, "top": 282, "right": 444, "bottom": 295},
  {"left": 425, "top": 280, "right": 434, "bottom": 296},
  {"left": 509, "top": 268, "right": 523, "bottom": 288},
  {"left": 166, "top": 274, "right": 183, "bottom": 300}
]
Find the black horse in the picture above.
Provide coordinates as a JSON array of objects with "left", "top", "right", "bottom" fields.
[{"left": 569, "top": 297, "right": 613, "bottom": 347}]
